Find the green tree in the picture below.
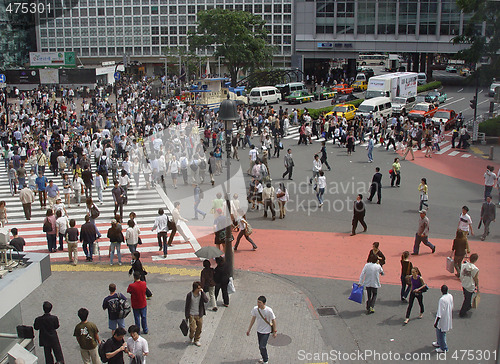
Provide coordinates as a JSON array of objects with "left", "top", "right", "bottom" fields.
[
  {"left": 452, "top": 0, "right": 500, "bottom": 82},
  {"left": 189, "top": 8, "right": 273, "bottom": 86}
]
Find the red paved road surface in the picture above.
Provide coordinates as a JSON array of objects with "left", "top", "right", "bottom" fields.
[{"left": 185, "top": 227, "right": 500, "bottom": 295}]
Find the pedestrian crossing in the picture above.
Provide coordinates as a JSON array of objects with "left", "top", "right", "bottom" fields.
[
  {"left": 0, "top": 163, "right": 201, "bottom": 264},
  {"left": 281, "top": 127, "right": 472, "bottom": 158}
]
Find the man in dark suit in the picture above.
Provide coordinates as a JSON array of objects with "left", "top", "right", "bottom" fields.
[
  {"left": 81, "top": 165, "right": 93, "bottom": 199},
  {"left": 112, "top": 181, "right": 125, "bottom": 221},
  {"left": 480, "top": 196, "right": 496, "bottom": 241},
  {"left": 33, "top": 301, "right": 65, "bottom": 364},
  {"left": 367, "top": 167, "right": 382, "bottom": 204},
  {"left": 351, "top": 194, "right": 367, "bottom": 236}
]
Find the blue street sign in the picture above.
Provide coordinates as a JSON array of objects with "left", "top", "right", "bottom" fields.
[
  {"left": 114, "top": 72, "right": 121, "bottom": 81},
  {"left": 0, "top": 74, "right": 5, "bottom": 83}
]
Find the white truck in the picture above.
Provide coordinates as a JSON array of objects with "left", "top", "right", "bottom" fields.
[{"left": 365, "top": 72, "right": 418, "bottom": 101}]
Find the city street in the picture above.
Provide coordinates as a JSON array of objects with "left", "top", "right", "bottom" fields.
[{"left": 13, "top": 108, "right": 500, "bottom": 363}]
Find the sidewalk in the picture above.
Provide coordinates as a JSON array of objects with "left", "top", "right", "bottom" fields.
[
  {"left": 19, "top": 264, "right": 330, "bottom": 364},
  {"left": 17, "top": 262, "right": 500, "bottom": 363}
]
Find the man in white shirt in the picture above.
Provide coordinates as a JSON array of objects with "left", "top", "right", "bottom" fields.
[
  {"left": 309, "top": 154, "right": 322, "bottom": 185},
  {"left": 433, "top": 285, "right": 453, "bottom": 353},
  {"left": 151, "top": 208, "right": 170, "bottom": 258},
  {"left": 126, "top": 325, "right": 149, "bottom": 363},
  {"left": 358, "top": 255, "right": 384, "bottom": 314},
  {"left": 459, "top": 253, "right": 479, "bottom": 317},
  {"left": 457, "top": 206, "right": 473, "bottom": 236},
  {"left": 246, "top": 296, "right": 277, "bottom": 364},
  {"left": 247, "top": 145, "right": 259, "bottom": 176},
  {"left": 483, "top": 165, "right": 496, "bottom": 201}
]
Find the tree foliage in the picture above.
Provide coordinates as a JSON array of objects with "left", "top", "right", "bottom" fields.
[
  {"left": 189, "top": 9, "right": 273, "bottom": 86},
  {"left": 452, "top": 0, "right": 500, "bottom": 82}
]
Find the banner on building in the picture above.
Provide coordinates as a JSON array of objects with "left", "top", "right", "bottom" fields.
[{"left": 30, "top": 52, "right": 76, "bottom": 68}]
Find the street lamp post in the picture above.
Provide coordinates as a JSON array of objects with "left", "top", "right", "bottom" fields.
[{"left": 217, "top": 97, "right": 239, "bottom": 277}]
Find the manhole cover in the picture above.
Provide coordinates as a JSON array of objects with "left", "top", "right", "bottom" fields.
[
  {"left": 316, "top": 307, "right": 338, "bottom": 316},
  {"left": 268, "top": 333, "right": 292, "bottom": 347}
]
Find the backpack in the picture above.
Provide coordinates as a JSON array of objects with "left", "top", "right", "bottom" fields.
[
  {"left": 98, "top": 340, "right": 109, "bottom": 363},
  {"left": 199, "top": 160, "right": 207, "bottom": 169},
  {"left": 107, "top": 294, "right": 131, "bottom": 319},
  {"left": 42, "top": 219, "right": 52, "bottom": 233},
  {"left": 90, "top": 205, "right": 100, "bottom": 219}
]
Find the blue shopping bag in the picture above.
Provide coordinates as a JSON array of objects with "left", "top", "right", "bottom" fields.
[{"left": 348, "top": 283, "right": 364, "bottom": 304}]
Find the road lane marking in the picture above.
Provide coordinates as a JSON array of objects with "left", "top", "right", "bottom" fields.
[{"left": 441, "top": 97, "right": 464, "bottom": 108}]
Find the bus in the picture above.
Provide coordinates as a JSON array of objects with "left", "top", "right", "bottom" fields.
[{"left": 358, "top": 54, "right": 388, "bottom": 66}]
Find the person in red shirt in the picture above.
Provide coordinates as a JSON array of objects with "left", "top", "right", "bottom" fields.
[{"left": 127, "top": 272, "right": 148, "bottom": 334}]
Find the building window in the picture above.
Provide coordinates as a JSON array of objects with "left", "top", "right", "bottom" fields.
[
  {"left": 115, "top": 8, "right": 122, "bottom": 15},
  {"left": 357, "top": 0, "right": 375, "bottom": 34},
  {"left": 399, "top": 1, "right": 417, "bottom": 35},
  {"left": 170, "top": 26, "right": 177, "bottom": 34},
  {"left": 98, "top": 8, "right": 105, "bottom": 15},
  {"left": 152, "top": 36, "right": 159, "bottom": 44},
  {"left": 440, "top": 0, "right": 462, "bottom": 35}
]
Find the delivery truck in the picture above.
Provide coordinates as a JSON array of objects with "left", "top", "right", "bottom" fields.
[{"left": 365, "top": 72, "right": 418, "bottom": 101}]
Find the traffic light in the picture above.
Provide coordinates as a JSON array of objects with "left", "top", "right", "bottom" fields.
[{"left": 470, "top": 96, "right": 477, "bottom": 110}]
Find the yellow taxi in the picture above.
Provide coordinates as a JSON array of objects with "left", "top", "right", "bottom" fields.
[
  {"left": 352, "top": 80, "right": 368, "bottom": 91},
  {"left": 325, "top": 104, "right": 357, "bottom": 121}
]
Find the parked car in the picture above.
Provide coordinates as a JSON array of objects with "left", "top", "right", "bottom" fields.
[
  {"left": 408, "top": 102, "right": 438, "bottom": 121},
  {"left": 425, "top": 90, "right": 447, "bottom": 104},
  {"left": 325, "top": 104, "right": 357, "bottom": 121},
  {"left": 352, "top": 80, "right": 368, "bottom": 92},
  {"left": 285, "top": 90, "right": 314, "bottom": 104},
  {"left": 331, "top": 94, "right": 359, "bottom": 105},
  {"left": 391, "top": 96, "right": 417, "bottom": 116},
  {"left": 332, "top": 83, "right": 354, "bottom": 94},
  {"left": 445, "top": 66, "right": 458, "bottom": 73},
  {"left": 432, "top": 109, "right": 458, "bottom": 129}
]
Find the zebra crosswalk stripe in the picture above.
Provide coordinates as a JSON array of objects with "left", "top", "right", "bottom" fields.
[{"left": 0, "top": 160, "right": 200, "bottom": 263}]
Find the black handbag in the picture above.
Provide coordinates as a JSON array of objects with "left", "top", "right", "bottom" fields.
[
  {"left": 180, "top": 319, "right": 189, "bottom": 336},
  {"left": 137, "top": 237, "right": 143, "bottom": 245}
]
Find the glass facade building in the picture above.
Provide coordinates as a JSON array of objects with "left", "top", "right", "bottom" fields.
[
  {"left": 295, "top": 0, "right": 473, "bottom": 57},
  {"left": 0, "top": 9, "right": 36, "bottom": 68},
  {"left": 314, "top": 0, "right": 464, "bottom": 36},
  {"left": 35, "top": 0, "right": 293, "bottom": 69}
]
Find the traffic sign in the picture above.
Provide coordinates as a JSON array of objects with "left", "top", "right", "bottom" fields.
[
  {"left": 0, "top": 74, "right": 5, "bottom": 83},
  {"left": 114, "top": 72, "right": 121, "bottom": 81}
]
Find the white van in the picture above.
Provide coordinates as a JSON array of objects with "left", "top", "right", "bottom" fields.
[
  {"left": 356, "top": 97, "right": 393, "bottom": 120},
  {"left": 275, "top": 82, "right": 306, "bottom": 97},
  {"left": 417, "top": 73, "right": 427, "bottom": 85},
  {"left": 248, "top": 86, "right": 281, "bottom": 105}
]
